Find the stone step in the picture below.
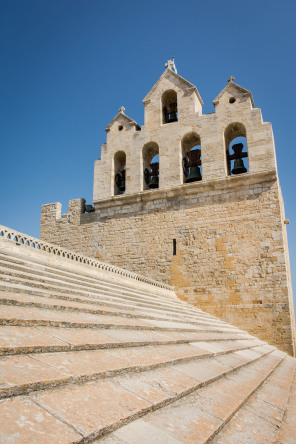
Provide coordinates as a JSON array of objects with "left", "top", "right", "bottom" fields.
[
  {"left": 0, "top": 285, "right": 214, "bottom": 321},
  {"left": 0, "top": 252, "right": 186, "bottom": 309},
  {"left": 0, "top": 284, "right": 235, "bottom": 335},
  {"left": 0, "top": 270, "right": 217, "bottom": 321},
  {"left": 95, "top": 350, "right": 285, "bottom": 444},
  {"left": 0, "top": 303, "right": 173, "bottom": 330},
  {"left": 0, "top": 291, "right": 143, "bottom": 318},
  {"left": 0, "top": 340, "right": 265, "bottom": 400},
  {"left": 0, "top": 347, "right": 279, "bottom": 444},
  {"left": 0, "top": 341, "right": 271, "bottom": 404},
  {"left": 0, "top": 256, "right": 173, "bottom": 304},
  {"left": 0, "top": 396, "right": 82, "bottom": 443},
  {"left": 0, "top": 304, "right": 241, "bottom": 338},
  {"left": 0, "top": 250, "right": 214, "bottom": 319},
  {"left": 2, "top": 303, "right": 236, "bottom": 333},
  {"left": 0, "top": 291, "right": 234, "bottom": 329},
  {"left": 0, "top": 325, "right": 253, "bottom": 356},
  {"left": 0, "top": 278, "right": 219, "bottom": 328},
  {"left": 274, "top": 358, "right": 296, "bottom": 443},
  {"left": 0, "top": 345, "right": 275, "bottom": 444},
  {"left": 210, "top": 354, "right": 296, "bottom": 443}
]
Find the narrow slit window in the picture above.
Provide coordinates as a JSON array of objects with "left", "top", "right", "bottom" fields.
[{"left": 173, "top": 239, "right": 177, "bottom": 256}]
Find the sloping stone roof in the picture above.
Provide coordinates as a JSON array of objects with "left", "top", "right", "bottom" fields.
[{"left": 0, "top": 235, "right": 295, "bottom": 443}]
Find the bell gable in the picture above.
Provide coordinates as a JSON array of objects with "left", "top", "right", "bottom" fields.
[
  {"left": 105, "top": 107, "right": 140, "bottom": 133},
  {"left": 213, "top": 78, "right": 255, "bottom": 109},
  {"left": 143, "top": 68, "right": 204, "bottom": 128},
  {"left": 143, "top": 68, "right": 203, "bottom": 106}
]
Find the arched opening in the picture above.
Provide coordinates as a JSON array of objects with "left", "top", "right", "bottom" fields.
[
  {"left": 225, "top": 123, "right": 249, "bottom": 176},
  {"left": 143, "top": 142, "right": 159, "bottom": 190},
  {"left": 114, "top": 150, "right": 126, "bottom": 195},
  {"left": 162, "top": 90, "right": 178, "bottom": 124},
  {"left": 182, "top": 132, "right": 202, "bottom": 183}
]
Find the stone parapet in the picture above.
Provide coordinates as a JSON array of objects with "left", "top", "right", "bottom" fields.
[{"left": 0, "top": 225, "right": 173, "bottom": 292}]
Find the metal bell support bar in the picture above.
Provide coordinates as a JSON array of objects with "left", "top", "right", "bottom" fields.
[{"left": 227, "top": 143, "right": 248, "bottom": 175}]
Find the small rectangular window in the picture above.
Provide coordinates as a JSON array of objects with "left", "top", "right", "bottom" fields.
[{"left": 173, "top": 239, "right": 176, "bottom": 256}]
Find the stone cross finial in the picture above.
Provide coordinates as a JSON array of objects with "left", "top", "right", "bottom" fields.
[
  {"left": 165, "top": 57, "right": 177, "bottom": 74},
  {"left": 228, "top": 76, "right": 235, "bottom": 83},
  {"left": 119, "top": 106, "right": 125, "bottom": 113}
]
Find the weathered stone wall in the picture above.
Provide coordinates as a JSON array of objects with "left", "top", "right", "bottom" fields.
[
  {"left": 40, "top": 173, "right": 295, "bottom": 356},
  {"left": 40, "top": 69, "right": 295, "bottom": 356},
  {"left": 41, "top": 199, "right": 96, "bottom": 257}
]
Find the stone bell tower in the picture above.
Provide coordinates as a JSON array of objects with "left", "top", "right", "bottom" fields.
[{"left": 41, "top": 61, "right": 295, "bottom": 356}]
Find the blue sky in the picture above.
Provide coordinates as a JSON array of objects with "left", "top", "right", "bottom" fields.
[{"left": 1, "top": 1, "right": 296, "bottom": 306}]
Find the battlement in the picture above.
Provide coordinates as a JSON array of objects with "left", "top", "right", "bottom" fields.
[{"left": 41, "top": 199, "right": 86, "bottom": 225}]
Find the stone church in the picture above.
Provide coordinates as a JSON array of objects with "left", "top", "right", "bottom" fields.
[
  {"left": 40, "top": 61, "right": 295, "bottom": 356},
  {"left": 1, "top": 60, "right": 296, "bottom": 442}
]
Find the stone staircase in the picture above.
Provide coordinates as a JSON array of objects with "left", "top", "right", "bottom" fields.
[{"left": 0, "top": 231, "right": 295, "bottom": 443}]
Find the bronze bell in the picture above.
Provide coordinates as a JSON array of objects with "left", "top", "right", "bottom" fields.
[
  {"left": 149, "top": 175, "right": 159, "bottom": 189},
  {"left": 231, "top": 158, "right": 247, "bottom": 175},
  {"left": 186, "top": 165, "right": 202, "bottom": 183},
  {"left": 115, "top": 170, "right": 125, "bottom": 192},
  {"left": 231, "top": 143, "right": 247, "bottom": 175},
  {"left": 168, "top": 112, "right": 178, "bottom": 122},
  {"left": 150, "top": 164, "right": 159, "bottom": 188}
]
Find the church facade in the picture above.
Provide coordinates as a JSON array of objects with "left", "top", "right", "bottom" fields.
[{"left": 40, "top": 63, "right": 295, "bottom": 356}]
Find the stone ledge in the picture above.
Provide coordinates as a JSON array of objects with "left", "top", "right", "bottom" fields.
[{"left": 94, "top": 170, "right": 277, "bottom": 210}]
